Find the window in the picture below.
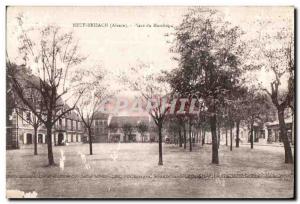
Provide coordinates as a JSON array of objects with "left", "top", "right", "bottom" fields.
[
  {"left": 68, "top": 119, "right": 72, "bottom": 130},
  {"left": 260, "top": 130, "right": 265, "bottom": 139},
  {"left": 26, "top": 112, "right": 31, "bottom": 123},
  {"left": 38, "top": 134, "right": 43, "bottom": 143}
]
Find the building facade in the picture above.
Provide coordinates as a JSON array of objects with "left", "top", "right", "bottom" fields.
[
  {"left": 6, "top": 108, "right": 84, "bottom": 149},
  {"left": 54, "top": 111, "right": 84, "bottom": 145},
  {"left": 82, "top": 112, "right": 110, "bottom": 143},
  {"left": 265, "top": 117, "right": 294, "bottom": 144},
  {"left": 108, "top": 116, "right": 155, "bottom": 143},
  {"left": 206, "top": 118, "right": 294, "bottom": 146}
]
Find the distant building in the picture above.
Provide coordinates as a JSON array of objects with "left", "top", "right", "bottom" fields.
[
  {"left": 215, "top": 117, "right": 294, "bottom": 146},
  {"left": 55, "top": 110, "right": 84, "bottom": 145},
  {"left": 82, "top": 112, "right": 109, "bottom": 143},
  {"left": 265, "top": 117, "right": 293, "bottom": 144},
  {"left": 108, "top": 115, "right": 156, "bottom": 143}
]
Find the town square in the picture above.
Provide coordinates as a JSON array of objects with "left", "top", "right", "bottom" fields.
[{"left": 5, "top": 6, "right": 295, "bottom": 199}]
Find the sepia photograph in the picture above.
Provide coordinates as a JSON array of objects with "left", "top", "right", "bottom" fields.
[{"left": 5, "top": 6, "right": 295, "bottom": 199}]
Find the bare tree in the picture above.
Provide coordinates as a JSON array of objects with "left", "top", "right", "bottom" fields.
[
  {"left": 122, "top": 123, "right": 134, "bottom": 143},
  {"left": 8, "top": 16, "right": 86, "bottom": 166},
  {"left": 7, "top": 63, "right": 43, "bottom": 155},
  {"left": 136, "top": 122, "right": 148, "bottom": 142},
  {"left": 15, "top": 100, "right": 43, "bottom": 155},
  {"left": 74, "top": 68, "right": 108, "bottom": 155},
  {"left": 258, "top": 26, "right": 294, "bottom": 163},
  {"left": 122, "top": 63, "right": 171, "bottom": 165}
]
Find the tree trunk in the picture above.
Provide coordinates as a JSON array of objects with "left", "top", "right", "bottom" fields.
[
  {"left": 54, "top": 131, "right": 57, "bottom": 146},
  {"left": 217, "top": 123, "right": 220, "bottom": 149},
  {"left": 199, "top": 130, "right": 201, "bottom": 144},
  {"left": 189, "top": 120, "right": 192, "bottom": 152},
  {"left": 178, "top": 129, "right": 182, "bottom": 147},
  {"left": 210, "top": 113, "right": 219, "bottom": 164},
  {"left": 202, "top": 129, "right": 205, "bottom": 145},
  {"left": 33, "top": 126, "right": 38, "bottom": 155},
  {"left": 230, "top": 123, "right": 233, "bottom": 151},
  {"left": 236, "top": 120, "right": 240, "bottom": 148},
  {"left": 291, "top": 113, "right": 294, "bottom": 145},
  {"left": 46, "top": 125, "right": 55, "bottom": 166},
  {"left": 250, "top": 121, "right": 254, "bottom": 149},
  {"left": 278, "top": 108, "right": 293, "bottom": 163},
  {"left": 88, "top": 128, "right": 93, "bottom": 155},
  {"left": 158, "top": 122, "right": 163, "bottom": 165},
  {"left": 225, "top": 126, "right": 228, "bottom": 146},
  {"left": 183, "top": 124, "right": 186, "bottom": 149}
]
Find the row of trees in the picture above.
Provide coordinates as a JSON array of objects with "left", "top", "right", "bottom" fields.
[
  {"left": 7, "top": 8, "right": 294, "bottom": 167},
  {"left": 164, "top": 92, "right": 274, "bottom": 150},
  {"left": 124, "top": 8, "right": 294, "bottom": 165},
  {"left": 109, "top": 121, "right": 149, "bottom": 143}
]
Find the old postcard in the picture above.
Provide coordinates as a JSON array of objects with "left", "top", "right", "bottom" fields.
[{"left": 6, "top": 6, "right": 295, "bottom": 199}]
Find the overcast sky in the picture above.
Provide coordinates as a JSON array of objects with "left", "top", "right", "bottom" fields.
[{"left": 6, "top": 6, "right": 294, "bottom": 116}]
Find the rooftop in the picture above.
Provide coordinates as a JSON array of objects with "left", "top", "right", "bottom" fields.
[{"left": 109, "top": 115, "right": 152, "bottom": 127}]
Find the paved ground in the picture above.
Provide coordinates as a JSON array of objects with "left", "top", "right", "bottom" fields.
[{"left": 6, "top": 143, "right": 294, "bottom": 198}]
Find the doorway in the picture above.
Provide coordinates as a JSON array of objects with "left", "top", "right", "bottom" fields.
[
  {"left": 58, "top": 133, "right": 64, "bottom": 145},
  {"left": 26, "top": 133, "right": 32, "bottom": 144},
  {"left": 38, "top": 134, "right": 43, "bottom": 143}
]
